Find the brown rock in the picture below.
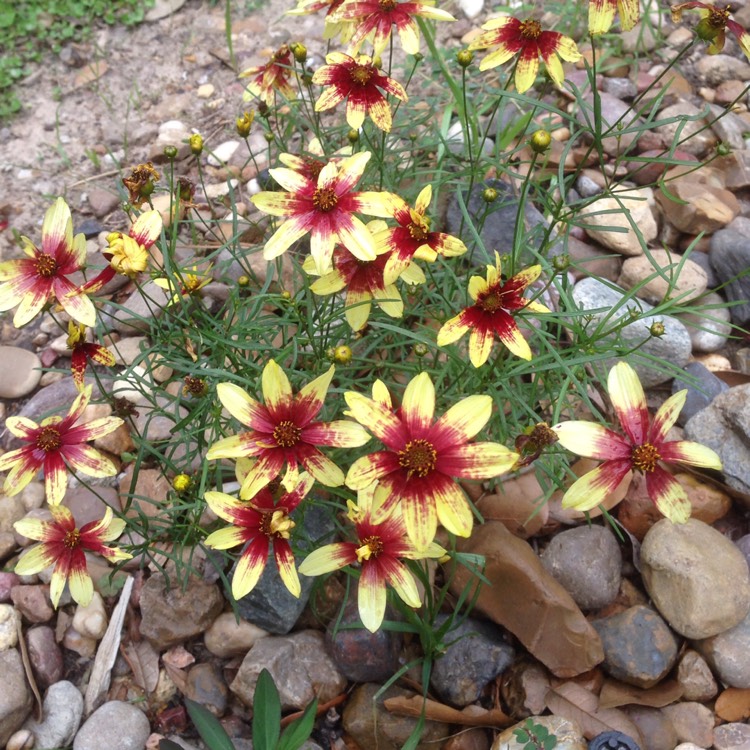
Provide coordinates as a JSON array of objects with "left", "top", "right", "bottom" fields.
[
  {"left": 63, "top": 485, "right": 120, "bottom": 528},
  {"left": 677, "top": 472, "right": 731, "bottom": 524},
  {"left": 724, "top": 150, "right": 750, "bottom": 190},
  {"left": 119, "top": 466, "right": 171, "bottom": 521},
  {"left": 616, "top": 473, "right": 663, "bottom": 540},
  {"left": 626, "top": 149, "right": 698, "bottom": 187},
  {"left": 656, "top": 101, "right": 717, "bottom": 157},
  {"left": 677, "top": 649, "right": 719, "bottom": 702},
  {"left": 26, "top": 625, "right": 63, "bottom": 688},
  {"left": 623, "top": 705, "right": 678, "bottom": 750},
  {"left": 566, "top": 236, "right": 622, "bottom": 282},
  {"left": 716, "top": 80, "right": 748, "bottom": 106},
  {"left": 0, "top": 648, "right": 32, "bottom": 746},
  {"left": 617, "top": 249, "right": 707, "bottom": 304},
  {"left": 10, "top": 585, "right": 53, "bottom": 623},
  {"left": 662, "top": 702, "right": 715, "bottom": 748},
  {"left": 450, "top": 521, "right": 604, "bottom": 677}
]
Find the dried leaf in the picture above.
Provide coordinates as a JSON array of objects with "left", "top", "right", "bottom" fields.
[
  {"left": 162, "top": 645, "right": 195, "bottom": 669},
  {"left": 599, "top": 678, "right": 683, "bottom": 709},
  {"left": 384, "top": 695, "right": 513, "bottom": 728},
  {"left": 16, "top": 615, "right": 43, "bottom": 721},
  {"left": 163, "top": 661, "right": 188, "bottom": 695},
  {"left": 545, "top": 682, "right": 643, "bottom": 744},
  {"left": 714, "top": 370, "right": 750, "bottom": 387},
  {"left": 716, "top": 688, "right": 750, "bottom": 722},
  {"left": 123, "top": 640, "right": 160, "bottom": 693},
  {"left": 73, "top": 61, "right": 108, "bottom": 89}
]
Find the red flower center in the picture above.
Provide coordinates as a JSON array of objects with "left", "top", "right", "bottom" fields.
[
  {"left": 359, "top": 534, "right": 384, "bottom": 558},
  {"left": 304, "top": 157, "right": 325, "bottom": 181},
  {"left": 478, "top": 290, "right": 506, "bottom": 312},
  {"left": 313, "top": 187, "right": 339, "bottom": 212},
  {"left": 350, "top": 63, "right": 375, "bottom": 86},
  {"left": 519, "top": 19, "right": 542, "bottom": 39},
  {"left": 378, "top": 0, "right": 397, "bottom": 10},
  {"left": 63, "top": 529, "right": 81, "bottom": 549},
  {"left": 35, "top": 253, "right": 59, "bottom": 278},
  {"left": 408, "top": 221, "right": 429, "bottom": 242},
  {"left": 631, "top": 443, "right": 660, "bottom": 473},
  {"left": 398, "top": 439, "right": 437, "bottom": 477},
  {"left": 259, "top": 509, "right": 294, "bottom": 538},
  {"left": 36, "top": 426, "right": 62, "bottom": 453},
  {"left": 273, "top": 420, "right": 302, "bottom": 447}
]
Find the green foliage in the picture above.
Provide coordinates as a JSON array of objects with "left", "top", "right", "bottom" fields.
[{"left": 513, "top": 718, "right": 558, "bottom": 750}]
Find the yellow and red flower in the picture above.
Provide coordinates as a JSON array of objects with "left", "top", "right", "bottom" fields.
[
  {"left": 553, "top": 362, "right": 723, "bottom": 523},
  {"left": 251, "top": 151, "right": 400, "bottom": 274},
  {"left": 0, "top": 385, "right": 123, "bottom": 506},
  {"left": 13, "top": 505, "right": 131, "bottom": 608},
  {"left": 207, "top": 360, "right": 370, "bottom": 499},
  {"left": 345, "top": 373, "right": 519, "bottom": 549},
  {"left": 437, "top": 253, "right": 549, "bottom": 366},
  {"left": 67, "top": 321, "right": 116, "bottom": 391},
  {"left": 240, "top": 44, "right": 296, "bottom": 106},
  {"left": 589, "top": 0, "right": 640, "bottom": 34},
  {"left": 204, "top": 473, "right": 314, "bottom": 599},
  {"left": 0, "top": 198, "right": 96, "bottom": 328},
  {"left": 303, "top": 220, "right": 425, "bottom": 331},
  {"left": 287, "top": 0, "right": 351, "bottom": 42},
  {"left": 333, "top": 0, "right": 455, "bottom": 55},
  {"left": 299, "top": 483, "right": 445, "bottom": 631},
  {"left": 671, "top": 1, "right": 750, "bottom": 57},
  {"left": 153, "top": 263, "right": 212, "bottom": 305},
  {"left": 375, "top": 185, "right": 467, "bottom": 285},
  {"left": 468, "top": 16, "right": 581, "bottom": 93},
  {"left": 313, "top": 53, "right": 407, "bottom": 132}
]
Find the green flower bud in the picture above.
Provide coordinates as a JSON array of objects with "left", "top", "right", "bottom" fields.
[
  {"left": 530, "top": 129, "right": 551, "bottom": 154},
  {"left": 456, "top": 49, "right": 474, "bottom": 68}
]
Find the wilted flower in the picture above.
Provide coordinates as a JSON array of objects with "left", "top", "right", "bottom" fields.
[
  {"left": 67, "top": 321, "right": 116, "bottom": 391},
  {"left": 236, "top": 111, "right": 255, "bottom": 138},
  {"left": 671, "top": 1, "right": 750, "bottom": 56},
  {"left": 122, "top": 162, "right": 160, "bottom": 206},
  {"left": 240, "top": 45, "right": 296, "bottom": 106},
  {"left": 153, "top": 264, "right": 212, "bottom": 305}
]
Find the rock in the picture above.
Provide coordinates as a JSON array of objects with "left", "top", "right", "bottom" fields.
[
  {"left": 656, "top": 101, "right": 717, "bottom": 157},
  {"left": 0, "top": 347, "right": 42, "bottom": 398},
  {"left": 0, "top": 495, "right": 25, "bottom": 533},
  {"left": 231, "top": 630, "right": 346, "bottom": 711},
  {"left": 204, "top": 612, "right": 269, "bottom": 658},
  {"left": 694, "top": 608, "right": 750, "bottom": 688},
  {"left": 26, "top": 626, "right": 63, "bottom": 689},
  {"left": 621, "top": 706, "right": 673, "bottom": 750},
  {"left": 6, "top": 729, "right": 34, "bottom": 750},
  {"left": 63, "top": 485, "right": 120, "bottom": 528},
  {"left": 708, "top": 104, "right": 747, "bottom": 150},
  {"left": 696, "top": 54, "right": 750, "bottom": 85},
  {"left": 575, "top": 92, "right": 645, "bottom": 156},
  {"left": 197, "top": 83, "right": 215, "bottom": 99},
  {"left": 87, "top": 189, "right": 120, "bottom": 218},
  {"left": 602, "top": 77, "right": 638, "bottom": 99},
  {"left": 0, "top": 604, "right": 19, "bottom": 650},
  {"left": 104, "top": 280, "right": 170, "bottom": 333},
  {"left": 617, "top": 250, "right": 707, "bottom": 304},
  {"left": 713, "top": 722, "right": 750, "bottom": 750},
  {"left": 207, "top": 140, "right": 240, "bottom": 167},
  {"left": 212, "top": 245, "right": 295, "bottom": 290},
  {"left": 185, "top": 663, "right": 228, "bottom": 717},
  {"left": 11, "top": 585, "right": 54, "bottom": 623},
  {"left": 492, "top": 716, "right": 586, "bottom": 749},
  {"left": 0, "top": 532, "right": 15, "bottom": 563},
  {"left": 0, "top": 572, "right": 20, "bottom": 602},
  {"left": 684, "top": 384, "right": 750, "bottom": 495},
  {"left": 343, "top": 682, "right": 451, "bottom": 750},
  {"left": 677, "top": 472, "right": 731, "bottom": 525},
  {"left": 457, "top": 0, "right": 483, "bottom": 17},
  {"left": 0, "top": 648, "right": 33, "bottom": 746},
  {"left": 671, "top": 362, "right": 729, "bottom": 425},
  {"left": 145, "top": 0, "right": 188, "bottom": 22},
  {"left": 571, "top": 278, "right": 692, "bottom": 387},
  {"left": 139, "top": 574, "right": 223, "bottom": 650},
  {"left": 540, "top": 525, "right": 622, "bottom": 610},
  {"left": 73, "top": 701, "right": 150, "bottom": 750},
  {"left": 685, "top": 250, "right": 717, "bottom": 287},
  {"left": 640, "top": 518, "right": 750, "bottom": 638},
  {"left": 580, "top": 188, "right": 657, "bottom": 256},
  {"left": 661, "top": 702, "right": 715, "bottom": 748},
  {"left": 72, "top": 592, "right": 108, "bottom": 639},
  {"left": 327, "top": 595, "right": 402, "bottom": 684},
  {"left": 450, "top": 521, "right": 604, "bottom": 678},
  {"left": 119, "top": 466, "right": 171, "bottom": 522},
  {"left": 710, "top": 228, "right": 750, "bottom": 325},
  {"left": 592, "top": 605, "right": 679, "bottom": 688},
  {"left": 23, "top": 680, "right": 83, "bottom": 750},
  {"left": 430, "top": 615, "right": 514, "bottom": 707},
  {"left": 724, "top": 150, "right": 750, "bottom": 189},
  {"left": 676, "top": 649, "right": 718, "bottom": 701}
]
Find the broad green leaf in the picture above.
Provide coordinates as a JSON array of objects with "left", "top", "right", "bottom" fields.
[
  {"left": 252, "top": 669, "right": 281, "bottom": 750},
  {"left": 278, "top": 698, "right": 318, "bottom": 750},
  {"left": 185, "top": 699, "right": 235, "bottom": 750}
]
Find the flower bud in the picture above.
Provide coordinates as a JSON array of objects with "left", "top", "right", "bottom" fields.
[
  {"left": 413, "top": 342, "right": 428, "bottom": 357},
  {"left": 716, "top": 141, "right": 732, "bottom": 157},
  {"left": 163, "top": 145, "right": 178, "bottom": 160},
  {"left": 649, "top": 321, "right": 666, "bottom": 337},
  {"left": 238, "top": 275, "right": 250, "bottom": 287},
  {"left": 552, "top": 253, "right": 570, "bottom": 272},
  {"left": 334, "top": 345, "right": 353, "bottom": 364},
  {"left": 290, "top": 42, "right": 308, "bottom": 63},
  {"left": 189, "top": 133, "right": 204, "bottom": 156},
  {"left": 456, "top": 49, "right": 473, "bottom": 68},
  {"left": 264, "top": 130, "right": 275, "bottom": 143},
  {"left": 413, "top": 52, "right": 424, "bottom": 62},
  {"left": 348, "top": 128, "right": 360, "bottom": 143},
  {"left": 236, "top": 111, "right": 254, "bottom": 138},
  {"left": 482, "top": 187, "right": 498, "bottom": 203},
  {"left": 172, "top": 474, "right": 193, "bottom": 493},
  {"left": 530, "top": 129, "right": 551, "bottom": 154}
]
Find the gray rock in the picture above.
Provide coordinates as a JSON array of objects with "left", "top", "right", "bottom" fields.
[
  {"left": 24, "top": 680, "right": 83, "bottom": 750},
  {"left": 671, "top": 362, "right": 729, "bottom": 426},
  {"left": 676, "top": 649, "right": 718, "bottom": 701},
  {"left": 710, "top": 228, "right": 750, "bottom": 325},
  {"left": 430, "top": 615, "right": 514, "bottom": 706},
  {"left": 185, "top": 663, "right": 228, "bottom": 717},
  {"left": 541, "top": 525, "right": 622, "bottom": 610},
  {"left": 103, "top": 280, "right": 170, "bottom": 333},
  {"left": 677, "top": 292, "right": 732, "bottom": 352},
  {"left": 713, "top": 722, "right": 750, "bottom": 750},
  {"left": 73, "top": 701, "right": 150, "bottom": 750},
  {"left": 0, "top": 648, "right": 33, "bottom": 746},
  {"left": 693, "top": 608, "right": 750, "bottom": 688},
  {"left": 708, "top": 104, "right": 747, "bottom": 150},
  {"left": 684, "top": 384, "right": 750, "bottom": 494},
  {"left": 696, "top": 54, "right": 750, "bottom": 85},
  {"left": 575, "top": 92, "right": 645, "bottom": 156},
  {"left": 592, "top": 605, "right": 679, "bottom": 688},
  {"left": 602, "top": 77, "right": 638, "bottom": 99},
  {"left": 0, "top": 604, "right": 18, "bottom": 650},
  {"left": 640, "top": 518, "right": 750, "bottom": 639},
  {"left": 623, "top": 705, "right": 677, "bottom": 750},
  {"left": 686, "top": 251, "right": 717, "bottom": 288},
  {"left": 0, "top": 346, "right": 42, "bottom": 399},
  {"left": 87, "top": 189, "right": 120, "bottom": 218},
  {"left": 26, "top": 626, "right": 63, "bottom": 689},
  {"left": 571, "top": 278, "right": 693, "bottom": 386}
]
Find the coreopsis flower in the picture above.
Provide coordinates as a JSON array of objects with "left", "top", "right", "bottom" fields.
[
  {"left": 153, "top": 264, "right": 212, "bottom": 305},
  {"left": 240, "top": 45, "right": 296, "bottom": 106},
  {"left": 374, "top": 185, "right": 467, "bottom": 285},
  {"left": 67, "top": 321, "right": 116, "bottom": 391},
  {"left": 345, "top": 372, "right": 519, "bottom": 549},
  {"left": 278, "top": 137, "right": 352, "bottom": 181},
  {"left": 303, "top": 220, "right": 425, "bottom": 331},
  {"left": 0, "top": 385, "right": 123, "bottom": 506},
  {"left": 204, "top": 473, "right": 314, "bottom": 599},
  {"left": 589, "top": 0, "right": 640, "bottom": 34},
  {"left": 122, "top": 162, "right": 160, "bottom": 206},
  {"left": 313, "top": 53, "right": 407, "bottom": 132},
  {"left": 13, "top": 506, "right": 131, "bottom": 608},
  {"left": 436, "top": 253, "right": 550, "bottom": 366},
  {"left": 552, "top": 362, "right": 723, "bottom": 523},
  {"left": 207, "top": 360, "right": 370, "bottom": 499},
  {"left": 250, "top": 151, "right": 401, "bottom": 274},
  {"left": 333, "top": 0, "right": 455, "bottom": 55},
  {"left": 299, "top": 483, "right": 446, "bottom": 631},
  {"left": 0, "top": 197, "right": 96, "bottom": 328},
  {"left": 80, "top": 210, "right": 163, "bottom": 295},
  {"left": 287, "top": 0, "right": 352, "bottom": 42},
  {"left": 671, "top": 2, "right": 750, "bottom": 57},
  {"left": 468, "top": 16, "right": 582, "bottom": 93}
]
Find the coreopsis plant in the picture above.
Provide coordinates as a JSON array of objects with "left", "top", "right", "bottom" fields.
[
  {"left": 240, "top": 44, "right": 296, "bottom": 105},
  {"left": 553, "top": 362, "right": 723, "bottom": 523},
  {"left": 671, "top": 1, "right": 750, "bottom": 57},
  {"left": 207, "top": 360, "right": 370, "bottom": 499},
  {"left": 66, "top": 321, "right": 117, "bottom": 391},
  {"left": 436, "top": 253, "right": 550, "bottom": 365},
  {"left": 376, "top": 185, "right": 467, "bottom": 285},
  {"left": 204, "top": 473, "right": 314, "bottom": 599},
  {"left": 312, "top": 52, "right": 407, "bottom": 132},
  {"left": 250, "top": 151, "right": 401, "bottom": 274},
  {"left": 0, "top": 385, "right": 122, "bottom": 506},
  {"left": 122, "top": 162, "right": 160, "bottom": 207},
  {"left": 287, "top": 0, "right": 351, "bottom": 41},
  {"left": 153, "top": 263, "right": 212, "bottom": 306},
  {"left": 468, "top": 16, "right": 582, "bottom": 93},
  {"left": 299, "top": 483, "right": 446, "bottom": 631},
  {"left": 13, "top": 506, "right": 131, "bottom": 608},
  {"left": 345, "top": 373, "right": 519, "bottom": 549},
  {"left": 0, "top": 197, "right": 96, "bottom": 328},
  {"left": 589, "top": 0, "right": 640, "bottom": 34}
]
